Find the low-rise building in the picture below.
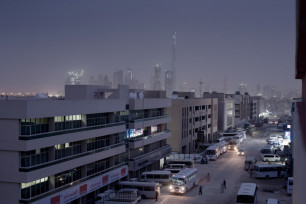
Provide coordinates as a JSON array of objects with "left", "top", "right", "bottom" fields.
[{"left": 167, "top": 92, "right": 218, "bottom": 154}]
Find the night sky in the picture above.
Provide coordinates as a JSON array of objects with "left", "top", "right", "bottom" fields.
[{"left": 0, "top": 0, "right": 300, "bottom": 95}]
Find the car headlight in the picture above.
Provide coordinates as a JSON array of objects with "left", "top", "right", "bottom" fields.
[
  {"left": 169, "top": 185, "right": 173, "bottom": 190},
  {"left": 180, "top": 187, "right": 185, "bottom": 191}
]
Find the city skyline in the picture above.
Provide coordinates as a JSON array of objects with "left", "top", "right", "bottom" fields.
[{"left": 0, "top": 0, "right": 300, "bottom": 96}]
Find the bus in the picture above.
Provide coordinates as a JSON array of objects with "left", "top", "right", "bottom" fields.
[
  {"left": 118, "top": 181, "right": 160, "bottom": 199},
  {"left": 169, "top": 168, "right": 197, "bottom": 194},
  {"left": 140, "top": 170, "right": 172, "bottom": 184},
  {"left": 228, "top": 139, "right": 241, "bottom": 151},
  {"left": 237, "top": 183, "right": 258, "bottom": 204},
  {"left": 215, "top": 141, "right": 228, "bottom": 154},
  {"left": 163, "top": 168, "right": 181, "bottom": 174},
  {"left": 252, "top": 164, "right": 287, "bottom": 179},
  {"left": 205, "top": 145, "right": 220, "bottom": 160},
  {"left": 164, "top": 159, "right": 194, "bottom": 168}
]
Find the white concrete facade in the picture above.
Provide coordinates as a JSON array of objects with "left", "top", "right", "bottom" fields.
[{"left": 0, "top": 85, "right": 172, "bottom": 204}]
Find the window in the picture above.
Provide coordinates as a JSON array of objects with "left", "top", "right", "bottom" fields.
[
  {"left": 20, "top": 118, "right": 49, "bottom": 135},
  {"left": 20, "top": 148, "right": 49, "bottom": 167},
  {"left": 87, "top": 136, "right": 110, "bottom": 151},
  {"left": 21, "top": 177, "right": 49, "bottom": 199},
  {"left": 87, "top": 113, "right": 109, "bottom": 126},
  {"left": 55, "top": 141, "right": 82, "bottom": 160},
  {"left": 55, "top": 115, "right": 82, "bottom": 131},
  {"left": 55, "top": 167, "right": 82, "bottom": 188},
  {"left": 87, "top": 158, "right": 110, "bottom": 176}
]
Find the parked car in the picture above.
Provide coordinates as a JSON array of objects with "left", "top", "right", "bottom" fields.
[{"left": 261, "top": 154, "right": 281, "bottom": 162}]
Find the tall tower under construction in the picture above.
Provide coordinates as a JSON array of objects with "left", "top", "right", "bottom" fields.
[{"left": 172, "top": 32, "right": 176, "bottom": 91}]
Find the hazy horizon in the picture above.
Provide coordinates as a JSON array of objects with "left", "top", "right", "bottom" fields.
[{"left": 0, "top": 0, "right": 301, "bottom": 96}]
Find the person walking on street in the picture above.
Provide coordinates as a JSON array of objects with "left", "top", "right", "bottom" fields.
[
  {"left": 220, "top": 183, "right": 225, "bottom": 193},
  {"left": 206, "top": 173, "right": 210, "bottom": 182},
  {"left": 223, "top": 179, "right": 226, "bottom": 189},
  {"left": 155, "top": 191, "right": 158, "bottom": 202},
  {"left": 199, "top": 185, "right": 202, "bottom": 195}
]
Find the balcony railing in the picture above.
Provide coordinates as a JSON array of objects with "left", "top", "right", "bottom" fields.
[
  {"left": 129, "top": 113, "right": 168, "bottom": 122},
  {"left": 19, "top": 163, "right": 127, "bottom": 204},
  {"left": 19, "top": 142, "right": 125, "bottom": 172},
  {"left": 130, "top": 144, "right": 172, "bottom": 161},
  {"left": 19, "top": 121, "right": 125, "bottom": 140}
]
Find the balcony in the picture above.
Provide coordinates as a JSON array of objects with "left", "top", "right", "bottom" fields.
[
  {"left": 19, "top": 143, "right": 126, "bottom": 175},
  {"left": 19, "top": 121, "right": 125, "bottom": 140},
  {"left": 128, "top": 130, "right": 171, "bottom": 149},
  {"left": 128, "top": 145, "right": 172, "bottom": 172},
  {"left": 129, "top": 115, "right": 170, "bottom": 129}
]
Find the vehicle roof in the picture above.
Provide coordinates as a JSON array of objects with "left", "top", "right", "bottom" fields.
[
  {"left": 237, "top": 183, "right": 257, "bottom": 196},
  {"left": 119, "top": 181, "right": 159, "bottom": 186},
  {"left": 245, "top": 157, "right": 255, "bottom": 161},
  {"left": 206, "top": 145, "right": 219, "bottom": 150},
  {"left": 166, "top": 159, "right": 194, "bottom": 162},
  {"left": 172, "top": 168, "right": 197, "bottom": 178},
  {"left": 266, "top": 198, "right": 279, "bottom": 204},
  {"left": 119, "top": 188, "right": 139, "bottom": 192},
  {"left": 142, "top": 170, "right": 172, "bottom": 175},
  {"left": 255, "top": 164, "right": 285, "bottom": 168},
  {"left": 262, "top": 154, "right": 279, "bottom": 156}
]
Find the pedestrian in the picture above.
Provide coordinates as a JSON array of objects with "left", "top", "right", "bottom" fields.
[
  {"left": 155, "top": 191, "right": 158, "bottom": 202},
  {"left": 206, "top": 173, "right": 210, "bottom": 182},
  {"left": 250, "top": 169, "right": 253, "bottom": 178},
  {"left": 223, "top": 179, "right": 226, "bottom": 189},
  {"left": 220, "top": 183, "right": 224, "bottom": 193},
  {"left": 199, "top": 185, "right": 202, "bottom": 195}
]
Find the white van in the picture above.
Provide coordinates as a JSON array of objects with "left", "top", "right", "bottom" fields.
[{"left": 261, "top": 154, "right": 281, "bottom": 162}]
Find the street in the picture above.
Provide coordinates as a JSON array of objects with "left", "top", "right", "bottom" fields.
[{"left": 140, "top": 124, "right": 292, "bottom": 204}]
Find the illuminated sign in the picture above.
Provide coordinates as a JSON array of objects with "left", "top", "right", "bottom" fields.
[
  {"left": 151, "top": 126, "right": 157, "bottom": 133},
  {"left": 127, "top": 128, "right": 144, "bottom": 138}
]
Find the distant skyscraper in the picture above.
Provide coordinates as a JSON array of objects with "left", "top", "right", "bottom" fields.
[
  {"left": 153, "top": 64, "right": 162, "bottom": 90},
  {"left": 256, "top": 84, "right": 262, "bottom": 96},
  {"left": 103, "top": 74, "right": 112, "bottom": 88},
  {"left": 238, "top": 82, "right": 248, "bottom": 94},
  {"left": 165, "top": 70, "right": 173, "bottom": 97},
  {"left": 113, "top": 70, "right": 124, "bottom": 88},
  {"left": 89, "top": 75, "right": 96, "bottom": 85},
  {"left": 65, "top": 70, "right": 83, "bottom": 85},
  {"left": 171, "top": 32, "right": 177, "bottom": 91},
  {"left": 125, "top": 68, "right": 133, "bottom": 87},
  {"left": 98, "top": 74, "right": 103, "bottom": 85}
]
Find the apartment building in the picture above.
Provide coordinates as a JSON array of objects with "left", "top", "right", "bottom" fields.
[
  {"left": 293, "top": 0, "right": 306, "bottom": 202},
  {"left": 126, "top": 89, "right": 172, "bottom": 178},
  {"left": 167, "top": 92, "right": 218, "bottom": 154},
  {"left": 249, "top": 96, "right": 264, "bottom": 122},
  {"left": 203, "top": 92, "right": 235, "bottom": 132},
  {"left": 231, "top": 92, "right": 251, "bottom": 128},
  {"left": 0, "top": 85, "right": 171, "bottom": 203}
]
